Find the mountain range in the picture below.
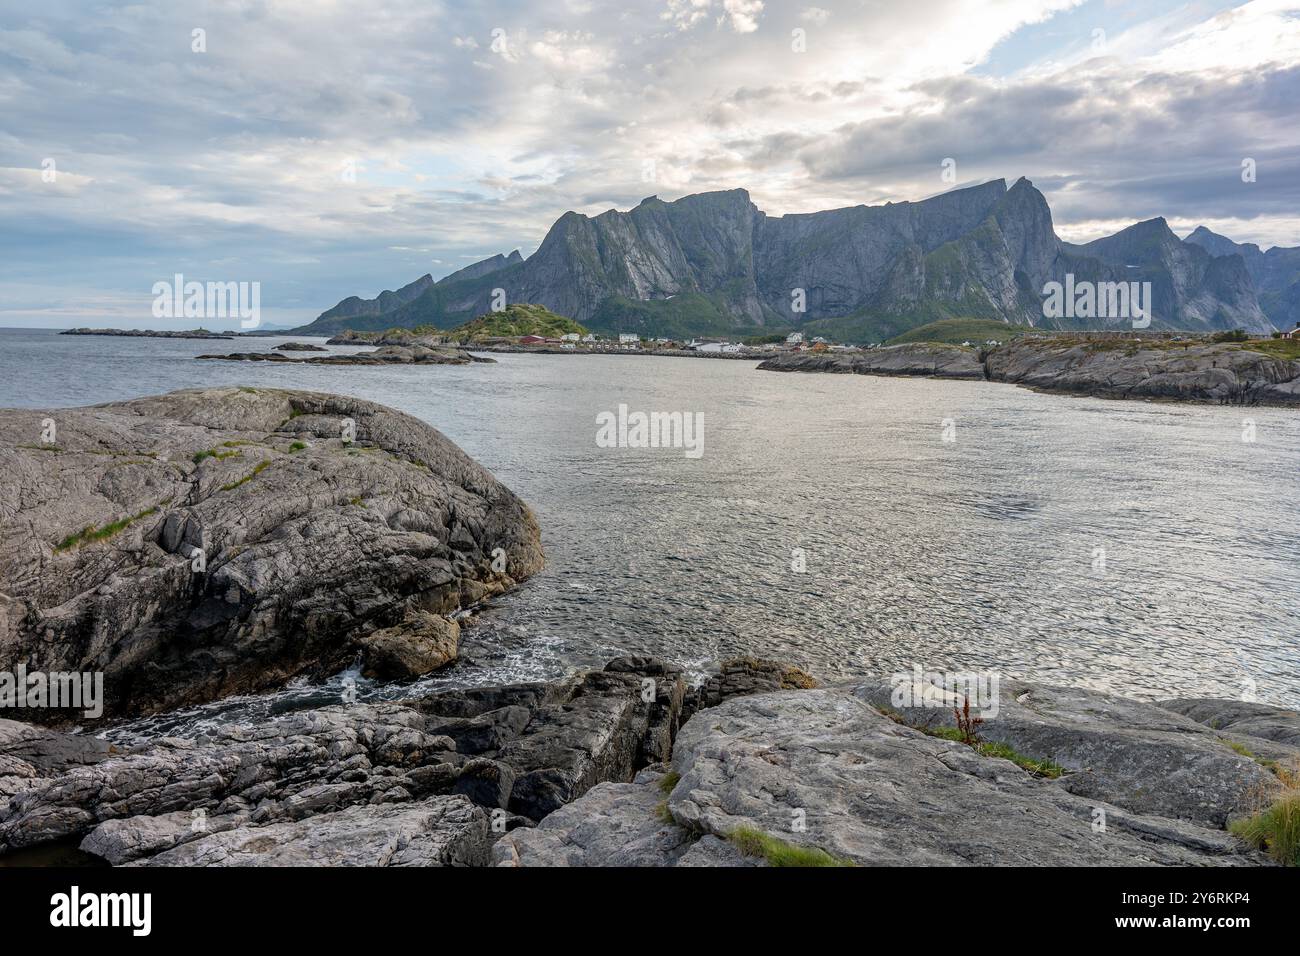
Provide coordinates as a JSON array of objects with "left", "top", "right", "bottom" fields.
[{"left": 295, "top": 178, "right": 1289, "bottom": 342}]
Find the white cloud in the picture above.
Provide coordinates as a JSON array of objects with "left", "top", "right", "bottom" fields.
[{"left": 0, "top": 0, "right": 1294, "bottom": 324}]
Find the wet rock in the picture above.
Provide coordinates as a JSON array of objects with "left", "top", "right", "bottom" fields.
[
  {"left": 685, "top": 656, "right": 818, "bottom": 721},
  {"left": 451, "top": 758, "right": 515, "bottom": 809},
  {"left": 0, "top": 387, "right": 543, "bottom": 720},
  {"left": 358, "top": 611, "right": 459, "bottom": 681},
  {"left": 500, "top": 666, "right": 684, "bottom": 821}
]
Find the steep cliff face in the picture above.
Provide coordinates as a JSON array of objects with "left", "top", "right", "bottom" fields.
[
  {"left": 1064, "top": 219, "right": 1271, "bottom": 333},
  {"left": 297, "top": 179, "right": 1277, "bottom": 340},
  {"left": 1185, "top": 226, "right": 1300, "bottom": 332}
]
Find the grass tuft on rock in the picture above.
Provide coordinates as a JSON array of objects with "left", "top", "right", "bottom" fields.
[
  {"left": 1230, "top": 790, "right": 1300, "bottom": 866},
  {"left": 921, "top": 726, "right": 1064, "bottom": 778},
  {"left": 219, "top": 460, "right": 271, "bottom": 492},
  {"left": 193, "top": 448, "right": 241, "bottom": 464},
  {"left": 55, "top": 506, "right": 159, "bottom": 552},
  {"left": 727, "top": 826, "right": 854, "bottom": 867},
  {"left": 657, "top": 771, "right": 681, "bottom": 794}
]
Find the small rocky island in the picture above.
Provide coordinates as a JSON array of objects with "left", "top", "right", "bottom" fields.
[
  {"left": 61, "top": 327, "right": 235, "bottom": 340},
  {"left": 760, "top": 337, "right": 1300, "bottom": 405},
  {"left": 1, "top": 388, "right": 1296, "bottom": 867},
  {"left": 198, "top": 345, "right": 494, "bottom": 365}
]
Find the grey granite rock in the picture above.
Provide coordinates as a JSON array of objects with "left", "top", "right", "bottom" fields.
[
  {"left": 492, "top": 770, "right": 753, "bottom": 867},
  {"left": 133, "top": 796, "right": 491, "bottom": 866},
  {"left": 760, "top": 337, "right": 1300, "bottom": 406},
  {"left": 854, "top": 679, "right": 1294, "bottom": 827},
  {"left": 0, "top": 387, "right": 543, "bottom": 720},
  {"left": 665, "top": 689, "right": 1265, "bottom": 866},
  {"left": 757, "top": 344, "right": 985, "bottom": 378},
  {"left": 1, "top": 657, "right": 687, "bottom": 863}
]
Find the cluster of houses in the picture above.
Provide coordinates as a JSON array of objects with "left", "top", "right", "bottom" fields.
[{"left": 499, "top": 328, "right": 883, "bottom": 354}]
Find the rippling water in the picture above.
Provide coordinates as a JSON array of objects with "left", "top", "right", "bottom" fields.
[{"left": 2, "top": 327, "right": 1298, "bottom": 739}]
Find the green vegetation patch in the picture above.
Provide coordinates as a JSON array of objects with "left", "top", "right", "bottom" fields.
[
  {"left": 886, "top": 318, "right": 1034, "bottom": 346},
  {"left": 193, "top": 448, "right": 242, "bottom": 464},
  {"left": 55, "top": 506, "right": 160, "bottom": 552},
  {"left": 219, "top": 459, "right": 271, "bottom": 492},
  {"left": 727, "top": 826, "right": 855, "bottom": 867},
  {"left": 657, "top": 771, "right": 681, "bottom": 794},
  {"left": 289, "top": 441, "right": 307, "bottom": 452},
  {"left": 1230, "top": 790, "right": 1300, "bottom": 866},
  {"left": 1236, "top": 337, "right": 1300, "bottom": 361},
  {"left": 451, "top": 303, "right": 588, "bottom": 341}
]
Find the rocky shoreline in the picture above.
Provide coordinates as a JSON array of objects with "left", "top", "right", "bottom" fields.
[
  {"left": 1, "top": 655, "right": 1295, "bottom": 866},
  {"left": 759, "top": 339, "right": 1300, "bottom": 405},
  {"left": 2, "top": 387, "right": 1296, "bottom": 867}
]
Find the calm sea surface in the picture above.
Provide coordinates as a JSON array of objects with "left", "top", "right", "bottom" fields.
[{"left": 1, "top": 327, "right": 1297, "bottom": 737}]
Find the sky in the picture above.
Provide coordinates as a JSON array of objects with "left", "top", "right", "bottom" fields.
[{"left": 1, "top": 0, "right": 1298, "bottom": 329}]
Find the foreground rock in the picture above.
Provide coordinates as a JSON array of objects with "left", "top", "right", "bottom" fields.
[
  {"left": 198, "top": 345, "right": 492, "bottom": 365},
  {"left": 0, "top": 657, "right": 684, "bottom": 865},
  {"left": 759, "top": 338, "right": 1300, "bottom": 405},
  {"left": 757, "top": 344, "right": 984, "bottom": 379},
  {"left": 0, "top": 387, "right": 542, "bottom": 720},
  {"left": 857, "top": 679, "right": 1283, "bottom": 828},
  {"left": 498, "top": 683, "right": 1300, "bottom": 866}
]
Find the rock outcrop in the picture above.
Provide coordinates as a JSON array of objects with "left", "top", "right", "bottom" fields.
[
  {"left": 0, "top": 387, "right": 542, "bottom": 720},
  {"left": 0, "top": 657, "right": 683, "bottom": 865},
  {"left": 759, "top": 337, "right": 1300, "bottom": 405},
  {"left": 198, "top": 345, "right": 489, "bottom": 365},
  {"left": 756, "top": 344, "right": 985, "bottom": 379},
  {"left": 498, "top": 683, "right": 1300, "bottom": 867},
  {"left": 5, "top": 655, "right": 1296, "bottom": 867},
  {"left": 984, "top": 338, "right": 1300, "bottom": 405}
]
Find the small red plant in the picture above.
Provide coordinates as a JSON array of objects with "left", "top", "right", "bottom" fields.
[{"left": 954, "top": 697, "right": 983, "bottom": 745}]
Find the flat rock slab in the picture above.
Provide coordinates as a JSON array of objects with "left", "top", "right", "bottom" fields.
[
  {"left": 663, "top": 689, "right": 1262, "bottom": 866},
  {"left": 133, "top": 796, "right": 490, "bottom": 866},
  {"left": 493, "top": 770, "right": 754, "bottom": 867},
  {"left": 855, "top": 679, "right": 1294, "bottom": 827},
  {"left": 0, "top": 387, "right": 542, "bottom": 720}
]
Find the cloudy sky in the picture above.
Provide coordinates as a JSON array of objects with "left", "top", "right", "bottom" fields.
[{"left": 2, "top": 0, "right": 1298, "bottom": 329}]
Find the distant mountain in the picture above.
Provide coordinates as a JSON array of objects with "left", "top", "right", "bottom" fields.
[
  {"left": 297, "top": 179, "right": 1278, "bottom": 341},
  {"left": 1184, "top": 226, "right": 1300, "bottom": 333}
]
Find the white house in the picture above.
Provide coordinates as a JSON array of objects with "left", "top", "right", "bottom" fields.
[
  {"left": 786, "top": 331, "right": 804, "bottom": 345},
  {"left": 581, "top": 333, "right": 598, "bottom": 343},
  {"left": 618, "top": 333, "right": 640, "bottom": 345},
  {"left": 560, "top": 333, "right": 580, "bottom": 342}
]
